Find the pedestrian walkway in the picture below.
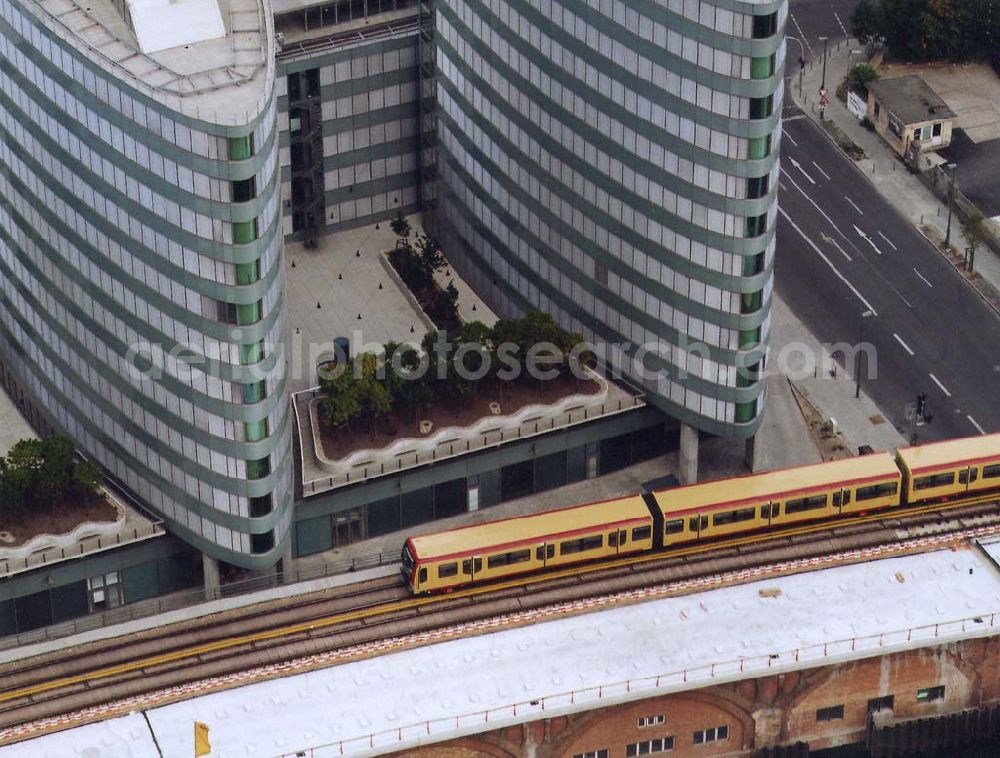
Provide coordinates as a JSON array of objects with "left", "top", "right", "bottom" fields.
[{"left": 788, "top": 40, "right": 1000, "bottom": 299}]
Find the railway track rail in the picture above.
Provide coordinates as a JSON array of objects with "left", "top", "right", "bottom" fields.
[{"left": 0, "top": 499, "right": 997, "bottom": 740}]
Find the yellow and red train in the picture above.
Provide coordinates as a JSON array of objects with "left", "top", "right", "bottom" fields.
[{"left": 401, "top": 433, "right": 1000, "bottom": 593}]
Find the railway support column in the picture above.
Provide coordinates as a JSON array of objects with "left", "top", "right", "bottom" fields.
[
  {"left": 279, "top": 541, "right": 296, "bottom": 584},
  {"left": 679, "top": 423, "right": 699, "bottom": 485},
  {"left": 745, "top": 434, "right": 763, "bottom": 472},
  {"left": 203, "top": 553, "right": 221, "bottom": 600}
]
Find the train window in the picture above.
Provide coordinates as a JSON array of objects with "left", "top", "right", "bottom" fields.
[
  {"left": 487, "top": 549, "right": 531, "bottom": 568},
  {"left": 760, "top": 503, "right": 779, "bottom": 518},
  {"left": 438, "top": 563, "right": 458, "bottom": 578},
  {"left": 560, "top": 535, "right": 604, "bottom": 554},
  {"left": 913, "top": 472, "right": 956, "bottom": 490},
  {"left": 632, "top": 525, "right": 652, "bottom": 541},
  {"left": 665, "top": 520, "right": 684, "bottom": 534},
  {"left": 609, "top": 532, "right": 618, "bottom": 547},
  {"left": 857, "top": 482, "right": 899, "bottom": 500},
  {"left": 462, "top": 559, "right": 472, "bottom": 574},
  {"left": 784, "top": 494, "right": 828, "bottom": 514},
  {"left": 832, "top": 492, "right": 842, "bottom": 507},
  {"left": 418, "top": 567, "right": 427, "bottom": 584},
  {"left": 713, "top": 508, "right": 753, "bottom": 526},
  {"left": 983, "top": 464, "right": 1000, "bottom": 479},
  {"left": 688, "top": 515, "right": 709, "bottom": 532}
]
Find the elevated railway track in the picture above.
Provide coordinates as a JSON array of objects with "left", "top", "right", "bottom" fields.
[{"left": 0, "top": 497, "right": 998, "bottom": 743}]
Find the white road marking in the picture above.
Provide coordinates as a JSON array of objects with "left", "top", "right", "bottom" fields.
[
  {"left": 812, "top": 161, "right": 831, "bottom": 180},
  {"left": 779, "top": 182, "right": 788, "bottom": 191},
  {"left": 779, "top": 207, "right": 878, "bottom": 316},
  {"left": 820, "top": 232, "right": 852, "bottom": 262},
  {"left": 845, "top": 196, "right": 864, "bottom": 215},
  {"left": 968, "top": 416, "right": 986, "bottom": 435},
  {"left": 833, "top": 11, "right": 848, "bottom": 37},
  {"left": 790, "top": 15, "right": 814, "bottom": 57},
  {"left": 783, "top": 130, "right": 799, "bottom": 147},
  {"left": 893, "top": 333, "right": 915, "bottom": 356},
  {"left": 929, "top": 373, "right": 951, "bottom": 397},
  {"left": 853, "top": 224, "right": 883, "bottom": 255},
  {"left": 782, "top": 115, "right": 806, "bottom": 123},
  {"left": 789, "top": 157, "right": 816, "bottom": 185},
  {"left": 913, "top": 268, "right": 933, "bottom": 288},
  {"left": 781, "top": 169, "right": 861, "bottom": 260},
  {"left": 878, "top": 231, "right": 897, "bottom": 250}
]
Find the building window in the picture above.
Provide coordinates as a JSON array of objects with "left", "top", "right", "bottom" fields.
[
  {"left": 745, "top": 213, "right": 768, "bottom": 238},
  {"left": 693, "top": 725, "right": 728, "bottom": 744},
  {"left": 251, "top": 530, "right": 275, "bottom": 554},
  {"left": 868, "top": 695, "right": 895, "bottom": 713},
  {"left": 87, "top": 572, "right": 122, "bottom": 611},
  {"left": 874, "top": 102, "right": 881, "bottom": 119},
  {"left": 917, "top": 686, "right": 945, "bottom": 702},
  {"left": 638, "top": 715, "right": 666, "bottom": 728},
  {"left": 247, "top": 455, "right": 271, "bottom": 480},
  {"left": 747, "top": 175, "right": 769, "bottom": 200},
  {"left": 250, "top": 494, "right": 273, "bottom": 518},
  {"left": 232, "top": 177, "right": 257, "bottom": 203},
  {"left": 573, "top": 751, "right": 608, "bottom": 758},
  {"left": 594, "top": 260, "right": 608, "bottom": 286},
  {"left": 816, "top": 705, "right": 845, "bottom": 722},
  {"left": 626, "top": 737, "right": 674, "bottom": 756},
  {"left": 752, "top": 11, "right": 778, "bottom": 38},
  {"left": 749, "top": 95, "right": 773, "bottom": 120}
]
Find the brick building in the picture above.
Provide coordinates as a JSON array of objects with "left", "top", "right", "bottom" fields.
[{"left": 387, "top": 636, "right": 1000, "bottom": 757}]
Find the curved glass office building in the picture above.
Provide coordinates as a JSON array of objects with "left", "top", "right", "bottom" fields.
[
  {"left": 0, "top": 0, "right": 291, "bottom": 567},
  {"left": 434, "top": 0, "right": 785, "bottom": 437}
]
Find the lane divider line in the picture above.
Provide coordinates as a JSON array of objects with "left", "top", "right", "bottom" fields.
[
  {"left": 929, "top": 374, "right": 951, "bottom": 397},
  {"left": 893, "top": 333, "right": 915, "bottom": 356}
]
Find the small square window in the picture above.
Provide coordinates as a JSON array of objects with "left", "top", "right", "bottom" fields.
[{"left": 916, "top": 686, "right": 945, "bottom": 702}]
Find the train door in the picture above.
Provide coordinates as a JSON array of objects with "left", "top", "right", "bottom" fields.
[
  {"left": 688, "top": 514, "right": 709, "bottom": 538},
  {"left": 534, "top": 544, "right": 555, "bottom": 567},
  {"left": 462, "top": 556, "right": 483, "bottom": 583},
  {"left": 608, "top": 529, "right": 628, "bottom": 554},
  {"left": 760, "top": 502, "right": 777, "bottom": 524},
  {"left": 832, "top": 489, "right": 851, "bottom": 512},
  {"left": 959, "top": 466, "right": 978, "bottom": 492}
]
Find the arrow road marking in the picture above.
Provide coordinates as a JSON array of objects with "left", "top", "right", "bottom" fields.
[
  {"left": 845, "top": 196, "right": 864, "bottom": 214},
  {"left": 929, "top": 374, "right": 951, "bottom": 397},
  {"left": 781, "top": 168, "right": 861, "bottom": 256},
  {"left": 853, "top": 225, "right": 883, "bottom": 255},
  {"left": 968, "top": 416, "right": 986, "bottom": 435},
  {"left": 779, "top": 207, "right": 878, "bottom": 316},
  {"left": 820, "top": 232, "right": 852, "bottom": 262},
  {"left": 878, "top": 231, "right": 897, "bottom": 250},
  {"left": 812, "top": 161, "right": 831, "bottom": 180},
  {"left": 789, "top": 157, "right": 816, "bottom": 185},
  {"left": 893, "top": 333, "right": 915, "bottom": 356},
  {"left": 913, "top": 268, "right": 933, "bottom": 288}
]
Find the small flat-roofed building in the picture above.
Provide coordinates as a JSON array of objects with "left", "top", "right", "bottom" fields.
[{"left": 867, "top": 75, "right": 957, "bottom": 158}]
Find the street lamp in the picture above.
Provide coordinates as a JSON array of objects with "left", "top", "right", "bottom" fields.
[
  {"left": 855, "top": 309, "right": 875, "bottom": 399},
  {"left": 818, "top": 36, "right": 829, "bottom": 120},
  {"left": 943, "top": 162, "right": 958, "bottom": 251}
]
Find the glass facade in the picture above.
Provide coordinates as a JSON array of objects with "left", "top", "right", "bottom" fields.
[
  {"left": 434, "top": 0, "right": 785, "bottom": 437},
  {"left": 0, "top": 0, "right": 292, "bottom": 568}
]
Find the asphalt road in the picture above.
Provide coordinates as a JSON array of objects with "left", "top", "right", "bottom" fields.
[
  {"left": 775, "top": 114, "right": 1000, "bottom": 441},
  {"left": 786, "top": 0, "right": 859, "bottom": 61}
]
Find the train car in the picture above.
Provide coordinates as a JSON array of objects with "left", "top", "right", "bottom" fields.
[
  {"left": 401, "top": 496, "right": 655, "bottom": 593},
  {"left": 896, "top": 432, "right": 1000, "bottom": 505},
  {"left": 649, "top": 454, "right": 903, "bottom": 547}
]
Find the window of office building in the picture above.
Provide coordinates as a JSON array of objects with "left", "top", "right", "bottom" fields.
[
  {"left": 693, "top": 725, "right": 728, "bottom": 744},
  {"left": 816, "top": 705, "right": 845, "bottom": 722},
  {"left": 87, "top": 572, "right": 122, "bottom": 611}
]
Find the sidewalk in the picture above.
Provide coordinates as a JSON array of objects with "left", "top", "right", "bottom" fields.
[{"left": 788, "top": 39, "right": 1000, "bottom": 298}]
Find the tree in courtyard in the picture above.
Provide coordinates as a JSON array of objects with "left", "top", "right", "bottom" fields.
[
  {"left": 851, "top": 0, "right": 886, "bottom": 48},
  {"left": 389, "top": 210, "right": 412, "bottom": 251},
  {"left": 354, "top": 353, "right": 393, "bottom": 439},
  {"left": 846, "top": 64, "right": 879, "bottom": 96},
  {"left": 319, "top": 368, "right": 363, "bottom": 431},
  {"left": 416, "top": 233, "right": 446, "bottom": 285}
]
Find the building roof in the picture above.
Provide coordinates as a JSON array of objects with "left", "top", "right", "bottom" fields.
[
  {"left": 868, "top": 75, "right": 957, "bottom": 125},
  {"left": 652, "top": 453, "right": 900, "bottom": 515},
  {"left": 26, "top": 0, "right": 273, "bottom": 123},
  {"left": 125, "top": 0, "right": 226, "bottom": 54},
  {"left": 896, "top": 432, "right": 1000, "bottom": 474},
  {"left": 4, "top": 542, "right": 1000, "bottom": 756}
]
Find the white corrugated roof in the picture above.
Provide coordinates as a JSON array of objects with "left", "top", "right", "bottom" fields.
[{"left": 126, "top": 0, "right": 226, "bottom": 54}]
